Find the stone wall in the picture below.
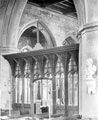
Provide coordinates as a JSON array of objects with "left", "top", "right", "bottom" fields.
[
  {"left": 19, "top": 3, "right": 78, "bottom": 47},
  {"left": 0, "top": 51, "right": 11, "bottom": 110}
]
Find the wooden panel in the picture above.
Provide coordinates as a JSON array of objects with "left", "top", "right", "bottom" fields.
[
  {"left": 68, "top": 106, "right": 78, "bottom": 115},
  {"left": 3, "top": 44, "right": 79, "bottom": 60},
  {"left": 55, "top": 105, "right": 65, "bottom": 114}
]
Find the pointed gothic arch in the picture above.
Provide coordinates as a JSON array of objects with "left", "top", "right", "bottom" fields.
[{"left": 17, "top": 20, "right": 57, "bottom": 51}]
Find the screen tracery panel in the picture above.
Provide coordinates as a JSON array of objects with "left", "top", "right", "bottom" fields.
[
  {"left": 15, "top": 63, "right": 22, "bottom": 103},
  {"left": 33, "top": 59, "right": 52, "bottom": 107},
  {"left": 68, "top": 56, "right": 78, "bottom": 106},
  {"left": 24, "top": 61, "right": 31, "bottom": 104},
  {"left": 33, "top": 62, "right": 41, "bottom": 80},
  {"left": 5, "top": 44, "right": 79, "bottom": 115},
  {"left": 55, "top": 58, "right": 65, "bottom": 106},
  {"left": 43, "top": 59, "right": 52, "bottom": 107},
  {"left": 33, "top": 61, "right": 41, "bottom": 102}
]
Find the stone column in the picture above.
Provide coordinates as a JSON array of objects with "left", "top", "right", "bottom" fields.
[
  {"left": 74, "top": 0, "right": 98, "bottom": 118},
  {"left": 78, "top": 22, "right": 98, "bottom": 119},
  {"left": 0, "top": 0, "right": 27, "bottom": 48},
  {"left": 0, "top": 47, "right": 18, "bottom": 112}
]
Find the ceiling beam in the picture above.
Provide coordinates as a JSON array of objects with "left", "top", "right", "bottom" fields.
[
  {"left": 27, "top": 1, "right": 40, "bottom": 7},
  {"left": 27, "top": 0, "right": 76, "bottom": 17},
  {"left": 63, "top": 0, "right": 73, "bottom": 4},
  {"left": 40, "top": 0, "right": 66, "bottom": 6},
  {"left": 63, "top": 1, "right": 74, "bottom": 6},
  {"left": 47, "top": 5, "right": 75, "bottom": 14},
  {"left": 59, "top": 2, "right": 71, "bottom": 7},
  {"left": 54, "top": 3, "right": 66, "bottom": 9},
  {"left": 46, "top": 7, "right": 63, "bottom": 14},
  {"left": 28, "top": 0, "right": 75, "bottom": 8}
]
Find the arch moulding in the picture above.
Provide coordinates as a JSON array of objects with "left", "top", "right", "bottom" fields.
[{"left": 18, "top": 19, "right": 57, "bottom": 48}]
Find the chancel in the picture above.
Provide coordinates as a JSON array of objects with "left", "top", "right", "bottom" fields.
[{"left": 0, "top": 0, "right": 98, "bottom": 120}]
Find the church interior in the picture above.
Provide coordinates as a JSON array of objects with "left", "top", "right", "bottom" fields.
[{"left": 0, "top": 0, "right": 98, "bottom": 120}]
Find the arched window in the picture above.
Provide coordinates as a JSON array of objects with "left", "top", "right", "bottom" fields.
[
  {"left": 55, "top": 58, "right": 65, "bottom": 105},
  {"left": 68, "top": 56, "right": 78, "bottom": 106},
  {"left": 15, "top": 63, "right": 22, "bottom": 103},
  {"left": 24, "top": 61, "right": 31, "bottom": 104}
]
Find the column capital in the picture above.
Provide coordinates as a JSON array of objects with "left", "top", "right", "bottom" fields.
[{"left": 77, "top": 22, "right": 98, "bottom": 38}]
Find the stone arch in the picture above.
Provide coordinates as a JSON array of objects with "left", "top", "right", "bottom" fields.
[
  {"left": 17, "top": 19, "right": 57, "bottom": 50},
  {"left": 1, "top": 0, "right": 28, "bottom": 49},
  {"left": 0, "top": 0, "right": 84, "bottom": 49},
  {"left": 63, "top": 30, "right": 78, "bottom": 46},
  {"left": 1, "top": 0, "right": 82, "bottom": 49},
  {"left": 38, "top": 20, "right": 57, "bottom": 47},
  {"left": 73, "top": 0, "right": 87, "bottom": 26}
]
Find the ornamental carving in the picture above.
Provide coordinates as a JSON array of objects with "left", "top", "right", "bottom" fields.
[{"left": 85, "top": 58, "right": 97, "bottom": 80}]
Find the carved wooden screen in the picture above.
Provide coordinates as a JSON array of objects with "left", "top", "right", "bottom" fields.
[{"left": 3, "top": 44, "right": 79, "bottom": 116}]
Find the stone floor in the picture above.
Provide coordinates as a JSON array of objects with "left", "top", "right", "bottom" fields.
[
  {"left": 0, "top": 116, "right": 65, "bottom": 120},
  {"left": 0, "top": 114, "right": 81, "bottom": 120}
]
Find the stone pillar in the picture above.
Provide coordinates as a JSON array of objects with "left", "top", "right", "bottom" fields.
[
  {"left": 78, "top": 22, "right": 98, "bottom": 118},
  {"left": 0, "top": 0, "right": 27, "bottom": 113},
  {"left": 74, "top": 0, "right": 98, "bottom": 118},
  {"left": 0, "top": 0, "right": 27, "bottom": 48},
  {"left": 0, "top": 47, "right": 18, "bottom": 111}
]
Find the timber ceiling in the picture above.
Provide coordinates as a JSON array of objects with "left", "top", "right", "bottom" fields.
[{"left": 28, "top": 0, "right": 77, "bottom": 17}]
